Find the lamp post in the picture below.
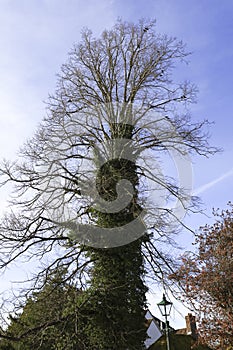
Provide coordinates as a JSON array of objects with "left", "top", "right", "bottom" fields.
[{"left": 157, "top": 293, "right": 173, "bottom": 350}]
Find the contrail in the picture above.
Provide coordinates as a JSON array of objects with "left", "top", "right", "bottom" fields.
[{"left": 193, "top": 168, "right": 233, "bottom": 196}]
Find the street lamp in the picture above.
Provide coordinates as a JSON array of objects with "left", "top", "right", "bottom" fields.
[{"left": 157, "top": 293, "right": 173, "bottom": 350}]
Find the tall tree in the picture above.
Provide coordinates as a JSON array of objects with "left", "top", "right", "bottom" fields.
[
  {"left": 172, "top": 203, "right": 233, "bottom": 349},
  {"left": 0, "top": 19, "right": 216, "bottom": 349}
]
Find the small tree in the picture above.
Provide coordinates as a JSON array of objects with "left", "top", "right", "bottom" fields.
[
  {"left": 172, "top": 203, "right": 233, "bottom": 349},
  {"left": 0, "top": 268, "right": 88, "bottom": 350}
]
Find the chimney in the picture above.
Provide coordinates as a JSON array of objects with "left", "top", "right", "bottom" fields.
[{"left": 185, "top": 313, "right": 198, "bottom": 340}]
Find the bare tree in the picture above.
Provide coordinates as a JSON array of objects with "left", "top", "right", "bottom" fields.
[{"left": 0, "top": 19, "right": 216, "bottom": 349}]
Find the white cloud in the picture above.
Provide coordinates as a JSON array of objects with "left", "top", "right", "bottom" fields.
[{"left": 193, "top": 168, "right": 233, "bottom": 196}]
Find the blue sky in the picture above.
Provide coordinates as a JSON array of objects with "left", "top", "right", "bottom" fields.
[{"left": 0, "top": 0, "right": 233, "bottom": 328}]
